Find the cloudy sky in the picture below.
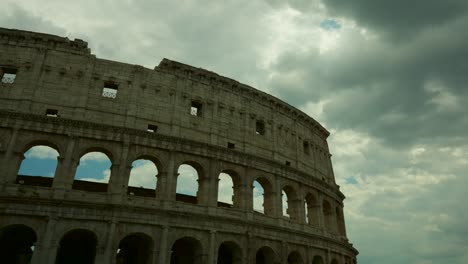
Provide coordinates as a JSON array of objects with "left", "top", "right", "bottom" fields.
[{"left": 5, "top": 0, "right": 468, "bottom": 263}]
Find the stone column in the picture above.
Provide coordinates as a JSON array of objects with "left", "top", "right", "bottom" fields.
[
  {"left": 108, "top": 142, "right": 131, "bottom": 202},
  {"left": 239, "top": 166, "right": 253, "bottom": 211},
  {"left": 1, "top": 127, "right": 21, "bottom": 185},
  {"left": 292, "top": 197, "right": 306, "bottom": 224},
  {"left": 201, "top": 159, "right": 220, "bottom": 207},
  {"left": 317, "top": 193, "right": 324, "bottom": 230},
  {"left": 208, "top": 230, "right": 216, "bottom": 264},
  {"left": 31, "top": 216, "right": 58, "bottom": 264},
  {"left": 157, "top": 226, "right": 169, "bottom": 264},
  {"left": 53, "top": 136, "right": 77, "bottom": 191},
  {"left": 273, "top": 176, "right": 282, "bottom": 218},
  {"left": 162, "top": 151, "right": 177, "bottom": 203},
  {"left": 103, "top": 220, "right": 117, "bottom": 263}
]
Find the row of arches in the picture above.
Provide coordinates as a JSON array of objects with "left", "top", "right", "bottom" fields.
[
  {"left": 0, "top": 224, "right": 347, "bottom": 264},
  {"left": 13, "top": 143, "right": 346, "bottom": 235}
]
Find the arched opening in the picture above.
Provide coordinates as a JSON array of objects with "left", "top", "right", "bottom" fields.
[
  {"left": 17, "top": 145, "right": 59, "bottom": 187},
  {"left": 312, "top": 255, "right": 324, "bottom": 264},
  {"left": 282, "top": 186, "right": 299, "bottom": 221},
  {"left": 335, "top": 207, "right": 346, "bottom": 236},
  {"left": 253, "top": 180, "right": 264, "bottom": 213},
  {"left": 217, "top": 241, "right": 242, "bottom": 264},
  {"left": 323, "top": 200, "right": 334, "bottom": 232},
  {"left": 331, "top": 259, "right": 339, "bottom": 264},
  {"left": 287, "top": 251, "right": 304, "bottom": 264},
  {"left": 170, "top": 237, "right": 203, "bottom": 264},
  {"left": 282, "top": 190, "right": 289, "bottom": 218},
  {"left": 73, "top": 151, "right": 112, "bottom": 192},
  {"left": 253, "top": 177, "right": 273, "bottom": 215},
  {"left": 255, "top": 246, "right": 275, "bottom": 264},
  {"left": 305, "top": 193, "right": 320, "bottom": 226},
  {"left": 127, "top": 159, "right": 158, "bottom": 197},
  {"left": 176, "top": 164, "right": 200, "bottom": 204},
  {"left": 218, "top": 171, "right": 238, "bottom": 208},
  {"left": 0, "top": 224, "right": 37, "bottom": 263},
  {"left": 55, "top": 229, "right": 97, "bottom": 264},
  {"left": 116, "top": 233, "right": 153, "bottom": 264}
]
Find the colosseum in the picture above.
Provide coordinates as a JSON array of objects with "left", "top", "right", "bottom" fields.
[{"left": 0, "top": 27, "right": 358, "bottom": 264}]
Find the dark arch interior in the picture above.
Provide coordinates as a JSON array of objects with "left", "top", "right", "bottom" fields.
[
  {"left": 287, "top": 251, "right": 303, "bottom": 264},
  {"left": 217, "top": 241, "right": 242, "bottom": 264},
  {"left": 117, "top": 233, "right": 152, "bottom": 264},
  {"left": 0, "top": 224, "right": 37, "bottom": 264},
  {"left": 255, "top": 247, "right": 275, "bottom": 264},
  {"left": 55, "top": 229, "right": 97, "bottom": 264},
  {"left": 170, "top": 237, "right": 202, "bottom": 264},
  {"left": 312, "top": 256, "right": 324, "bottom": 264}
]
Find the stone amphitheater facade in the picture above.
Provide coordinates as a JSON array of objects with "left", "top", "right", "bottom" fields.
[{"left": 0, "top": 27, "right": 358, "bottom": 264}]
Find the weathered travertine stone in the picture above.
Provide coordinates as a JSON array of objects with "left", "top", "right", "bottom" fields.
[{"left": 0, "top": 27, "right": 358, "bottom": 264}]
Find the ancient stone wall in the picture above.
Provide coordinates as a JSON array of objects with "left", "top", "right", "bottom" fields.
[{"left": 0, "top": 27, "right": 357, "bottom": 264}]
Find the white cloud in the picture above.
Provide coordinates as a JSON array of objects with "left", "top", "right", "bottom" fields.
[
  {"left": 128, "top": 159, "right": 158, "bottom": 189},
  {"left": 217, "top": 173, "right": 234, "bottom": 204},
  {"left": 424, "top": 80, "right": 461, "bottom": 112},
  {"left": 25, "top": 146, "right": 59, "bottom": 159},
  {"left": 176, "top": 164, "right": 198, "bottom": 196},
  {"left": 80, "top": 152, "right": 110, "bottom": 163},
  {"left": 253, "top": 180, "right": 264, "bottom": 213},
  {"left": 79, "top": 169, "right": 110, "bottom": 183}
]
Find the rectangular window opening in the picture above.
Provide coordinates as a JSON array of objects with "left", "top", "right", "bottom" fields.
[
  {"left": 45, "top": 109, "right": 58, "bottom": 117},
  {"left": 255, "top": 120, "right": 265, "bottom": 135},
  {"left": 102, "top": 82, "right": 118, "bottom": 98},
  {"left": 285, "top": 161, "right": 291, "bottom": 166},
  {"left": 147, "top": 124, "right": 158, "bottom": 133},
  {"left": 227, "top": 142, "right": 235, "bottom": 149},
  {"left": 303, "top": 141, "right": 310, "bottom": 155},
  {"left": 1, "top": 68, "right": 17, "bottom": 84},
  {"left": 190, "top": 101, "right": 202, "bottom": 116}
]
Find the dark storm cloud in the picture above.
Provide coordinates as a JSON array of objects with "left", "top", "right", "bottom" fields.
[
  {"left": 0, "top": 4, "right": 66, "bottom": 36},
  {"left": 322, "top": 0, "right": 468, "bottom": 40},
  {"left": 269, "top": 12, "right": 468, "bottom": 146},
  {"left": 5, "top": 1, "right": 468, "bottom": 263}
]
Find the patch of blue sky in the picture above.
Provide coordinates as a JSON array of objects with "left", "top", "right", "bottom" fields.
[
  {"left": 18, "top": 146, "right": 59, "bottom": 177},
  {"left": 345, "top": 176, "right": 358, "bottom": 184},
  {"left": 218, "top": 173, "right": 234, "bottom": 204},
  {"left": 253, "top": 180, "right": 264, "bottom": 213},
  {"left": 128, "top": 159, "right": 158, "bottom": 189},
  {"left": 176, "top": 164, "right": 198, "bottom": 196},
  {"left": 320, "top": 19, "right": 341, "bottom": 31},
  {"left": 74, "top": 152, "right": 111, "bottom": 182},
  {"left": 18, "top": 157, "right": 57, "bottom": 177}
]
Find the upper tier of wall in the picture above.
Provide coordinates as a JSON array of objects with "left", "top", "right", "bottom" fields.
[{"left": 0, "top": 27, "right": 337, "bottom": 185}]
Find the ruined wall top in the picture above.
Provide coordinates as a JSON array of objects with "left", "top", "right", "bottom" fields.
[
  {"left": 156, "top": 58, "right": 330, "bottom": 138},
  {"left": 0, "top": 27, "right": 90, "bottom": 55},
  {"left": 0, "top": 27, "right": 337, "bottom": 184}
]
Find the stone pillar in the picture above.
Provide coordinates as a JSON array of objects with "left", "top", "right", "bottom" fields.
[
  {"left": 53, "top": 136, "right": 77, "bottom": 190},
  {"left": 1, "top": 127, "right": 21, "bottom": 185},
  {"left": 201, "top": 159, "right": 220, "bottom": 207},
  {"left": 162, "top": 151, "right": 177, "bottom": 203},
  {"left": 239, "top": 167, "right": 253, "bottom": 211},
  {"left": 103, "top": 220, "right": 117, "bottom": 263},
  {"left": 108, "top": 142, "right": 131, "bottom": 202},
  {"left": 292, "top": 197, "right": 306, "bottom": 224},
  {"left": 157, "top": 226, "right": 169, "bottom": 264},
  {"left": 208, "top": 230, "right": 216, "bottom": 264},
  {"left": 317, "top": 193, "right": 324, "bottom": 230},
  {"left": 280, "top": 241, "right": 287, "bottom": 264},
  {"left": 31, "top": 216, "right": 58, "bottom": 264},
  {"left": 273, "top": 176, "right": 282, "bottom": 218},
  {"left": 246, "top": 232, "right": 253, "bottom": 264}
]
